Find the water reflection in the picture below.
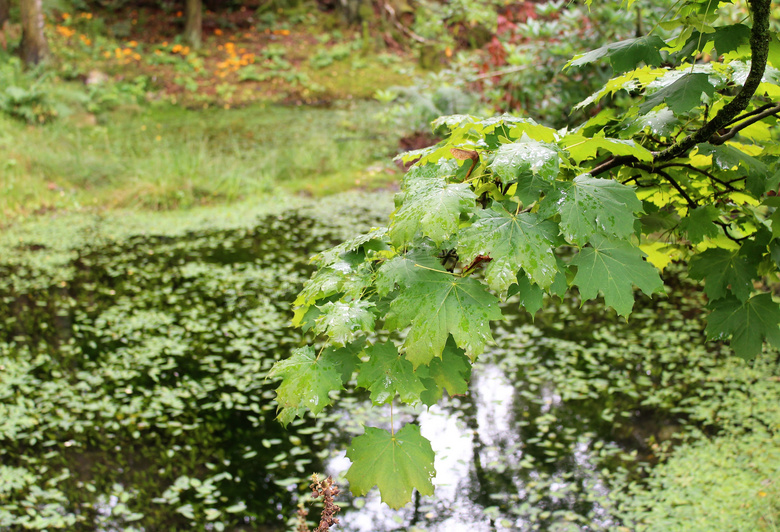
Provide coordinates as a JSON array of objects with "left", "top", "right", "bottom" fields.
[{"left": 325, "top": 354, "right": 618, "bottom": 531}]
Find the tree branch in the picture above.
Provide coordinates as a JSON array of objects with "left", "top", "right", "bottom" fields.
[
  {"left": 657, "top": 0, "right": 772, "bottom": 160},
  {"left": 632, "top": 163, "right": 698, "bottom": 209},
  {"left": 723, "top": 102, "right": 778, "bottom": 127},
  {"left": 710, "top": 101, "right": 780, "bottom": 144},
  {"left": 657, "top": 162, "right": 738, "bottom": 192},
  {"left": 591, "top": 0, "right": 772, "bottom": 177},
  {"left": 714, "top": 220, "right": 750, "bottom": 242}
]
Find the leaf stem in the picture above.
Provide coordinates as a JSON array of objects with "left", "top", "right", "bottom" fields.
[
  {"left": 390, "top": 401, "right": 395, "bottom": 438},
  {"left": 414, "top": 263, "right": 459, "bottom": 276}
]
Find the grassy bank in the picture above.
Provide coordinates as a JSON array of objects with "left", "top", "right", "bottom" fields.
[{"left": 0, "top": 100, "right": 404, "bottom": 220}]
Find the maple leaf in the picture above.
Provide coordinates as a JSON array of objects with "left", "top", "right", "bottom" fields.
[
  {"left": 311, "top": 227, "right": 389, "bottom": 267},
  {"left": 390, "top": 176, "right": 476, "bottom": 246},
  {"left": 418, "top": 339, "right": 472, "bottom": 406},
  {"left": 345, "top": 425, "right": 436, "bottom": 509},
  {"left": 507, "top": 273, "right": 545, "bottom": 317},
  {"left": 559, "top": 135, "right": 654, "bottom": 164},
  {"left": 679, "top": 206, "right": 720, "bottom": 244},
  {"left": 268, "top": 346, "right": 343, "bottom": 425},
  {"left": 706, "top": 294, "right": 780, "bottom": 359},
  {"left": 489, "top": 139, "right": 559, "bottom": 206},
  {"left": 566, "top": 35, "right": 666, "bottom": 73},
  {"left": 696, "top": 143, "right": 770, "bottom": 196},
  {"left": 319, "top": 340, "right": 365, "bottom": 384},
  {"left": 292, "top": 262, "right": 374, "bottom": 329},
  {"left": 689, "top": 248, "right": 758, "bottom": 302},
  {"left": 572, "top": 235, "right": 664, "bottom": 317},
  {"left": 712, "top": 24, "right": 751, "bottom": 55},
  {"left": 490, "top": 139, "right": 560, "bottom": 182},
  {"left": 293, "top": 258, "right": 373, "bottom": 312},
  {"left": 375, "top": 246, "right": 442, "bottom": 296},
  {"left": 386, "top": 272, "right": 503, "bottom": 367},
  {"left": 639, "top": 72, "right": 716, "bottom": 114},
  {"left": 540, "top": 174, "right": 643, "bottom": 245},
  {"left": 458, "top": 203, "right": 558, "bottom": 292},
  {"left": 356, "top": 342, "right": 427, "bottom": 405},
  {"left": 314, "top": 300, "right": 376, "bottom": 346}
]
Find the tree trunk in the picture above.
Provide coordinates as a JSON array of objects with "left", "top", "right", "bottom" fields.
[
  {"left": 0, "top": 0, "right": 10, "bottom": 27},
  {"left": 338, "top": 0, "right": 363, "bottom": 24},
  {"left": 20, "top": 0, "right": 48, "bottom": 65},
  {"left": 0, "top": 0, "right": 10, "bottom": 50},
  {"left": 184, "top": 0, "right": 202, "bottom": 50}
]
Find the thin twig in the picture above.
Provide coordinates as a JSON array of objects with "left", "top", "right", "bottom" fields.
[
  {"left": 657, "top": 162, "right": 738, "bottom": 191},
  {"left": 630, "top": 163, "right": 698, "bottom": 208},
  {"left": 383, "top": 3, "right": 427, "bottom": 43},
  {"left": 710, "top": 101, "right": 780, "bottom": 144},
  {"left": 714, "top": 220, "right": 750, "bottom": 242}
]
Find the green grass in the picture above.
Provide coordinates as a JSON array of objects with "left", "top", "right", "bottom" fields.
[{"left": 0, "top": 100, "right": 404, "bottom": 220}]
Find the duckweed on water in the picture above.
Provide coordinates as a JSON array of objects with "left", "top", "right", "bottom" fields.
[
  {"left": 1, "top": 192, "right": 778, "bottom": 531},
  {"left": 0, "top": 194, "right": 391, "bottom": 531}
]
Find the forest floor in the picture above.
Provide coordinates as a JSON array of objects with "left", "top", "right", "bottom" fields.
[{"left": 1, "top": 4, "right": 426, "bottom": 221}]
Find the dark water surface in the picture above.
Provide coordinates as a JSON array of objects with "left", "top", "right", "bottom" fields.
[{"left": 0, "top": 199, "right": 728, "bottom": 531}]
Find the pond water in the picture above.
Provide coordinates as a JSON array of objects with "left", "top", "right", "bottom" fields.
[{"left": 0, "top": 194, "right": 741, "bottom": 531}]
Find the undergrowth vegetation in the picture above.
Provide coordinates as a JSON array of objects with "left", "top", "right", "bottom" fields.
[{"left": 0, "top": 101, "right": 402, "bottom": 217}]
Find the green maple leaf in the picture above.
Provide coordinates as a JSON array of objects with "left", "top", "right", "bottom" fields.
[
  {"left": 292, "top": 259, "right": 373, "bottom": 324},
  {"left": 292, "top": 254, "right": 373, "bottom": 331},
  {"left": 632, "top": 108, "right": 680, "bottom": 137},
  {"left": 386, "top": 273, "right": 503, "bottom": 367},
  {"left": 696, "top": 143, "right": 769, "bottom": 196},
  {"left": 311, "top": 227, "right": 389, "bottom": 267},
  {"left": 419, "top": 339, "right": 472, "bottom": 405},
  {"left": 507, "top": 119, "right": 558, "bottom": 143},
  {"left": 375, "top": 247, "right": 442, "bottom": 296},
  {"left": 390, "top": 176, "right": 476, "bottom": 246},
  {"left": 490, "top": 138, "right": 559, "bottom": 182},
  {"left": 678, "top": 25, "right": 750, "bottom": 59},
  {"left": 567, "top": 35, "right": 666, "bottom": 73},
  {"left": 559, "top": 135, "right": 654, "bottom": 164},
  {"left": 680, "top": 206, "right": 720, "bottom": 244},
  {"left": 458, "top": 204, "right": 558, "bottom": 292},
  {"left": 689, "top": 248, "right": 758, "bottom": 302},
  {"left": 572, "top": 236, "right": 664, "bottom": 317},
  {"left": 540, "top": 174, "right": 643, "bottom": 245},
  {"left": 345, "top": 425, "right": 436, "bottom": 509},
  {"left": 706, "top": 294, "right": 780, "bottom": 359},
  {"left": 314, "top": 300, "right": 376, "bottom": 346},
  {"left": 712, "top": 24, "right": 751, "bottom": 55},
  {"left": 356, "top": 342, "right": 427, "bottom": 405},
  {"left": 294, "top": 268, "right": 345, "bottom": 307},
  {"left": 640, "top": 72, "right": 716, "bottom": 114},
  {"left": 489, "top": 139, "right": 559, "bottom": 206},
  {"left": 320, "top": 340, "right": 365, "bottom": 384},
  {"left": 268, "top": 346, "right": 343, "bottom": 425},
  {"left": 507, "top": 273, "right": 545, "bottom": 317}
]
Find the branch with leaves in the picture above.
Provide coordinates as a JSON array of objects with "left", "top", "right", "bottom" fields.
[{"left": 269, "top": 0, "right": 780, "bottom": 508}]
